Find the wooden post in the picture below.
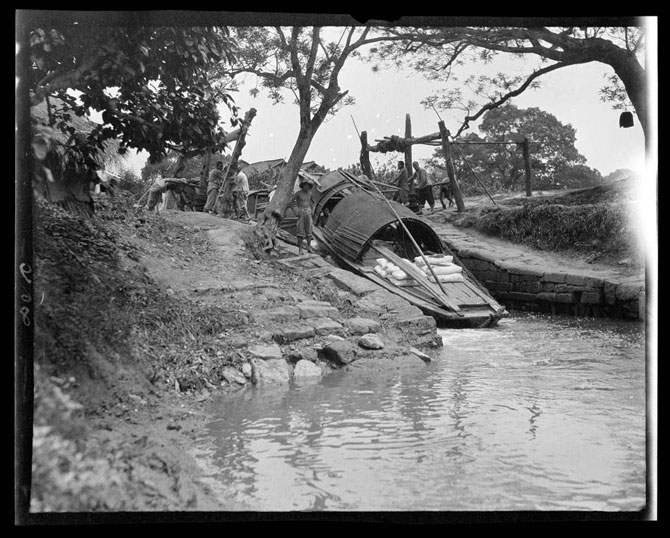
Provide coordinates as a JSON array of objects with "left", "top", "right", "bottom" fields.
[
  {"left": 438, "top": 121, "right": 465, "bottom": 212},
  {"left": 522, "top": 137, "right": 532, "bottom": 197},
  {"left": 404, "top": 113, "right": 412, "bottom": 172},
  {"left": 225, "top": 108, "right": 257, "bottom": 179},
  {"left": 199, "top": 147, "right": 212, "bottom": 189},
  {"left": 360, "top": 131, "right": 375, "bottom": 179}
]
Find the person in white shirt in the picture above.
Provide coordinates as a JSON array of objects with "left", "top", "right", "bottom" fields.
[{"left": 233, "top": 164, "right": 250, "bottom": 221}]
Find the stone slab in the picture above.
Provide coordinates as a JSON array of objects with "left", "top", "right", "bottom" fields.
[
  {"left": 343, "top": 317, "right": 382, "bottom": 335},
  {"left": 297, "top": 304, "right": 341, "bottom": 319},
  {"left": 326, "top": 267, "right": 381, "bottom": 296},
  {"left": 393, "top": 315, "right": 437, "bottom": 334},
  {"left": 274, "top": 324, "right": 316, "bottom": 344},
  {"left": 312, "top": 317, "right": 344, "bottom": 336}
]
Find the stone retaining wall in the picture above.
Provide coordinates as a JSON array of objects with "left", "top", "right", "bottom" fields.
[{"left": 451, "top": 246, "right": 645, "bottom": 321}]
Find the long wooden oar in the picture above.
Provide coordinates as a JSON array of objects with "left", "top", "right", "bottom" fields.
[{"left": 340, "top": 170, "right": 462, "bottom": 315}]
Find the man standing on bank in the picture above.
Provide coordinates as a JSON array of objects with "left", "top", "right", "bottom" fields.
[
  {"left": 392, "top": 161, "right": 409, "bottom": 205},
  {"left": 288, "top": 178, "right": 315, "bottom": 255},
  {"left": 204, "top": 161, "right": 225, "bottom": 214},
  {"left": 233, "top": 163, "right": 251, "bottom": 222},
  {"left": 408, "top": 161, "right": 434, "bottom": 214}
]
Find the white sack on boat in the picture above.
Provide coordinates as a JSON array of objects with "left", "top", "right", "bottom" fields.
[
  {"left": 374, "top": 265, "right": 386, "bottom": 277},
  {"left": 391, "top": 270, "right": 409, "bottom": 280},
  {"left": 422, "top": 264, "right": 462, "bottom": 276},
  {"left": 427, "top": 273, "right": 464, "bottom": 283},
  {"left": 376, "top": 258, "right": 389, "bottom": 267},
  {"left": 414, "top": 254, "right": 453, "bottom": 266}
]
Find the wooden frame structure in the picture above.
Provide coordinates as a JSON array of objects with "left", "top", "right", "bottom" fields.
[{"left": 358, "top": 114, "right": 534, "bottom": 210}]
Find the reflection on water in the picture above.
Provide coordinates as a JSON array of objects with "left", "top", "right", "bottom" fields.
[{"left": 197, "top": 313, "right": 647, "bottom": 512}]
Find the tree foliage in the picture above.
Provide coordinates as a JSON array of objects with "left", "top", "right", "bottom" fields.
[
  {"left": 429, "top": 104, "right": 601, "bottom": 193},
  {"left": 24, "top": 19, "right": 240, "bottom": 206},
  {"left": 369, "top": 25, "right": 648, "bottom": 138}
]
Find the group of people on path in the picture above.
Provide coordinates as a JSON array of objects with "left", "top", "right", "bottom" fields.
[
  {"left": 203, "top": 160, "right": 251, "bottom": 222},
  {"left": 390, "top": 160, "right": 453, "bottom": 214},
  {"left": 145, "top": 160, "right": 251, "bottom": 221}
]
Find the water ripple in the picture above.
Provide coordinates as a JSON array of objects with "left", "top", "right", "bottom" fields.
[{"left": 201, "top": 313, "right": 647, "bottom": 511}]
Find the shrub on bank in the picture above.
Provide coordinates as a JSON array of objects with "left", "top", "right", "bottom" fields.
[{"left": 473, "top": 202, "right": 630, "bottom": 251}]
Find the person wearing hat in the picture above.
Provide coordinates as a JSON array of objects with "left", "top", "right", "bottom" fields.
[{"left": 288, "top": 178, "right": 315, "bottom": 254}]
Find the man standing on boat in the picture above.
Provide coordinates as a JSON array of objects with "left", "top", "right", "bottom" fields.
[
  {"left": 391, "top": 161, "right": 409, "bottom": 205},
  {"left": 408, "top": 161, "right": 435, "bottom": 214}
]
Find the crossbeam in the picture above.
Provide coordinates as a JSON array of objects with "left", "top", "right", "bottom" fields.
[{"left": 367, "top": 133, "right": 526, "bottom": 153}]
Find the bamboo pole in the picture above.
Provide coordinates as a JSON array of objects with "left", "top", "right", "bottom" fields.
[{"left": 438, "top": 121, "right": 465, "bottom": 212}]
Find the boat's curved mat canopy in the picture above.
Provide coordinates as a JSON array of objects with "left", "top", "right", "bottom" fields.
[
  {"left": 321, "top": 189, "right": 443, "bottom": 261},
  {"left": 310, "top": 170, "right": 355, "bottom": 218}
]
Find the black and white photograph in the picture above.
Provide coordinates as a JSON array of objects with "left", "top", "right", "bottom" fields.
[{"left": 15, "top": 11, "right": 657, "bottom": 523}]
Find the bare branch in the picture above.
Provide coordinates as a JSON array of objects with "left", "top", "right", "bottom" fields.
[
  {"left": 441, "top": 43, "right": 469, "bottom": 70},
  {"left": 305, "top": 27, "right": 321, "bottom": 82},
  {"left": 274, "top": 26, "right": 287, "bottom": 49},
  {"left": 453, "top": 60, "right": 576, "bottom": 138}
]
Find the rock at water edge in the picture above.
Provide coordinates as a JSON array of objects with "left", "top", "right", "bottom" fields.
[
  {"left": 293, "top": 359, "right": 322, "bottom": 378},
  {"left": 251, "top": 358, "right": 290, "bottom": 385},
  {"left": 321, "top": 340, "right": 359, "bottom": 365}
]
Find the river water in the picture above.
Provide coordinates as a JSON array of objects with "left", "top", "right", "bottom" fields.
[{"left": 196, "top": 313, "right": 648, "bottom": 513}]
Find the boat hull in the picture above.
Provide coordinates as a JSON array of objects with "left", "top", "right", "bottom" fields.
[{"left": 313, "top": 229, "right": 506, "bottom": 328}]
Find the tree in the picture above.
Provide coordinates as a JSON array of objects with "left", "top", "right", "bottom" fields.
[
  {"left": 430, "top": 104, "right": 595, "bottom": 192},
  {"left": 371, "top": 24, "right": 648, "bottom": 139},
  {"left": 216, "top": 26, "right": 402, "bottom": 249},
  {"left": 22, "top": 14, "right": 239, "bottom": 210}
]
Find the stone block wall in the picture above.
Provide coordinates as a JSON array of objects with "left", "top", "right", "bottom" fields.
[{"left": 452, "top": 247, "right": 644, "bottom": 320}]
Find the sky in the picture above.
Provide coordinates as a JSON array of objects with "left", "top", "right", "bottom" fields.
[{"left": 124, "top": 26, "right": 650, "bottom": 180}]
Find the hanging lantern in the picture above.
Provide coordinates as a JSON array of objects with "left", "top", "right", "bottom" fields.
[{"left": 619, "top": 111, "right": 634, "bottom": 128}]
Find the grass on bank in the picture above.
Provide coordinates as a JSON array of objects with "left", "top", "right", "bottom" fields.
[{"left": 30, "top": 193, "right": 249, "bottom": 511}]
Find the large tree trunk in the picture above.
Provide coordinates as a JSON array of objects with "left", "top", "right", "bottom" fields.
[
  {"left": 609, "top": 50, "right": 648, "bottom": 141},
  {"left": 252, "top": 128, "right": 315, "bottom": 253}
]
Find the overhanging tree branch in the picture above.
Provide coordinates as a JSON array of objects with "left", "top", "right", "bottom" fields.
[{"left": 454, "top": 60, "right": 575, "bottom": 138}]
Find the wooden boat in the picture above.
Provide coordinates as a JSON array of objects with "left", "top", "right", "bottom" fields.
[{"left": 280, "top": 169, "right": 507, "bottom": 327}]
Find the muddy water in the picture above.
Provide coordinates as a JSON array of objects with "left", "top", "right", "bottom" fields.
[{"left": 196, "top": 314, "right": 647, "bottom": 512}]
